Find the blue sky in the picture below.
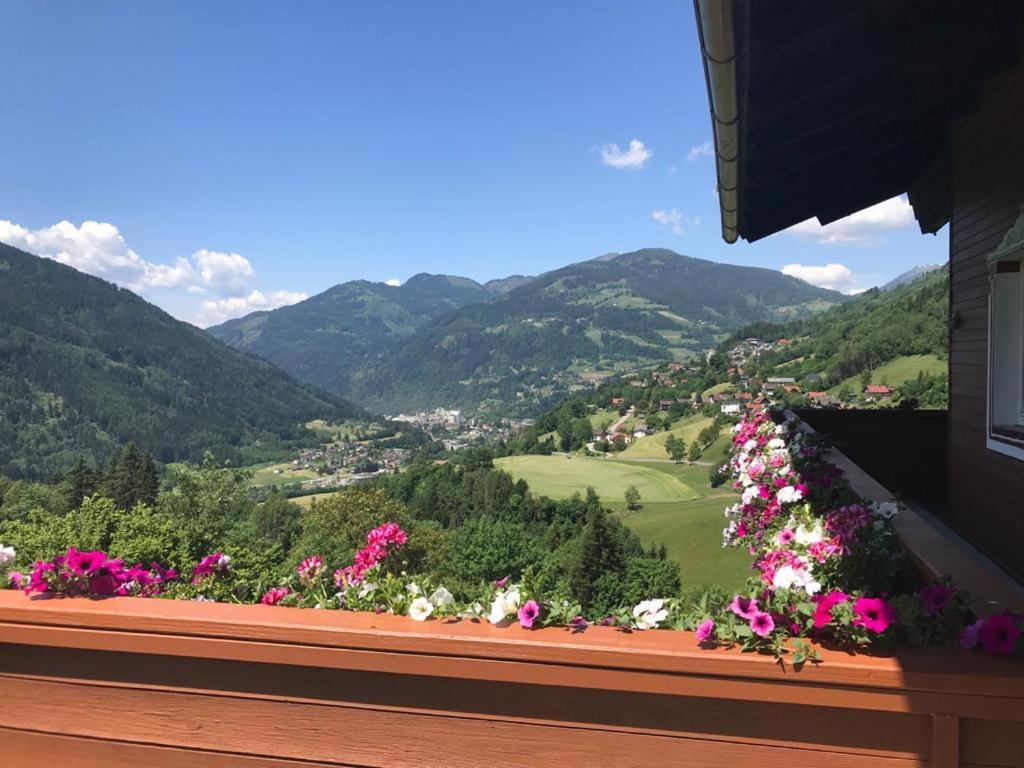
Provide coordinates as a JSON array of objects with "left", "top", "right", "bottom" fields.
[{"left": 1, "top": 1, "right": 947, "bottom": 325}]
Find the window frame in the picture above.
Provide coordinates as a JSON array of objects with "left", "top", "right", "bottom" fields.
[{"left": 986, "top": 211, "right": 1024, "bottom": 461}]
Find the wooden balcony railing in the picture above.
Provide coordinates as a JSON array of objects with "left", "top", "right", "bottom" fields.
[{"left": 0, "top": 591, "right": 1021, "bottom": 766}]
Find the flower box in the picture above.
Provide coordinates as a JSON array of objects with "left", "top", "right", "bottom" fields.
[{"left": 0, "top": 590, "right": 1021, "bottom": 766}]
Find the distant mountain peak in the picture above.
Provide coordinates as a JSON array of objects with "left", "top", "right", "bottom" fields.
[{"left": 880, "top": 263, "right": 945, "bottom": 291}]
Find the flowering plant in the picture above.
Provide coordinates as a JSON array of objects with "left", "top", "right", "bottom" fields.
[
  {"left": 688, "top": 410, "right": 1021, "bottom": 662},
  {"left": 21, "top": 547, "right": 177, "bottom": 598}
]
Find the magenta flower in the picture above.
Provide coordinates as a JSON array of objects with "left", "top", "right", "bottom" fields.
[
  {"left": 8, "top": 571, "right": 24, "bottom": 589},
  {"left": 191, "top": 552, "right": 229, "bottom": 584},
  {"left": 260, "top": 587, "right": 292, "bottom": 606},
  {"left": 919, "top": 584, "right": 955, "bottom": 615},
  {"left": 729, "top": 594, "right": 759, "bottom": 620},
  {"left": 67, "top": 549, "right": 108, "bottom": 576},
  {"left": 812, "top": 590, "right": 848, "bottom": 629},
  {"left": 750, "top": 611, "right": 775, "bottom": 638},
  {"left": 570, "top": 615, "right": 589, "bottom": 630},
  {"left": 979, "top": 613, "right": 1021, "bottom": 656},
  {"left": 695, "top": 618, "right": 715, "bottom": 643},
  {"left": 853, "top": 597, "right": 894, "bottom": 634},
  {"left": 494, "top": 575, "right": 510, "bottom": 589},
  {"left": 517, "top": 600, "right": 540, "bottom": 629},
  {"left": 958, "top": 619, "right": 984, "bottom": 650}
]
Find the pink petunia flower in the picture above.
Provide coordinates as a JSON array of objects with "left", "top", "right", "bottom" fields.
[
  {"left": 919, "top": 584, "right": 956, "bottom": 615},
  {"left": 695, "top": 618, "right": 715, "bottom": 643},
  {"left": 260, "top": 587, "right": 292, "bottom": 606},
  {"left": 729, "top": 594, "right": 759, "bottom": 620},
  {"left": 517, "top": 600, "right": 540, "bottom": 629},
  {"left": 853, "top": 597, "right": 894, "bottom": 634},
  {"left": 979, "top": 613, "right": 1021, "bottom": 656},
  {"left": 297, "top": 555, "right": 324, "bottom": 586},
  {"left": 812, "top": 591, "right": 848, "bottom": 629},
  {"left": 67, "top": 549, "right": 108, "bottom": 576},
  {"left": 958, "top": 619, "right": 984, "bottom": 649},
  {"left": 750, "top": 611, "right": 775, "bottom": 638}
]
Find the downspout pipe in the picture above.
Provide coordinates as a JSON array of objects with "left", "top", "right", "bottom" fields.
[{"left": 695, "top": 0, "right": 739, "bottom": 243}]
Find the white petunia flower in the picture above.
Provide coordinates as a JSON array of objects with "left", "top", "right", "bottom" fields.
[
  {"left": 741, "top": 485, "right": 761, "bottom": 505},
  {"left": 408, "top": 596, "right": 434, "bottom": 621},
  {"left": 772, "top": 561, "right": 820, "bottom": 595},
  {"left": 743, "top": 439, "right": 758, "bottom": 452},
  {"left": 357, "top": 581, "right": 379, "bottom": 599},
  {"left": 794, "top": 523, "right": 824, "bottom": 546},
  {"left": 428, "top": 586, "right": 454, "bottom": 608},
  {"left": 872, "top": 501, "right": 900, "bottom": 519},
  {"left": 406, "top": 582, "right": 422, "bottom": 596},
  {"left": 0, "top": 545, "right": 15, "bottom": 567},
  {"left": 776, "top": 486, "right": 803, "bottom": 505},
  {"left": 767, "top": 438, "right": 785, "bottom": 449},
  {"left": 632, "top": 598, "right": 668, "bottom": 630}
]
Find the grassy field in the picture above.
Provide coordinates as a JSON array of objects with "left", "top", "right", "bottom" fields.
[
  {"left": 829, "top": 353, "right": 947, "bottom": 394},
  {"left": 291, "top": 490, "right": 344, "bottom": 508},
  {"left": 588, "top": 408, "right": 622, "bottom": 431},
  {"left": 701, "top": 381, "right": 734, "bottom": 399},
  {"left": 618, "top": 414, "right": 714, "bottom": 460},
  {"left": 249, "top": 462, "right": 318, "bottom": 487},
  {"left": 495, "top": 455, "right": 700, "bottom": 503},
  {"left": 612, "top": 496, "right": 750, "bottom": 589},
  {"left": 494, "top": 454, "right": 751, "bottom": 589}
]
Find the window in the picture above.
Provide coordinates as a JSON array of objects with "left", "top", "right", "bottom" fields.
[{"left": 988, "top": 209, "right": 1024, "bottom": 459}]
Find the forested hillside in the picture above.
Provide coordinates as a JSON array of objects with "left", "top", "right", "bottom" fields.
[
  {"left": 724, "top": 265, "right": 948, "bottom": 394},
  {"left": 207, "top": 273, "right": 504, "bottom": 396},
  {"left": 0, "top": 243, "right": 357, "bottom": 479},
  {"left": 350, "top": 249, "right": 844, "bottom": 415}
]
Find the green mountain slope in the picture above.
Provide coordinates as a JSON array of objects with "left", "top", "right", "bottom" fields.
[
  {"left": 206, "top": 273, "right": 495, "bottom": 395},
  {"left": 350, "top": 249, "right": 845, "bottom": 415},
  {"left": 721, "top": 265, "right": 949, "bottom": 397},
  {"left": 0, "top": 243, "right": 357, "bottom": 479}
]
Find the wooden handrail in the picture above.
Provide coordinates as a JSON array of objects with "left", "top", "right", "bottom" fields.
[{"left": 0, "top": 591, "right": 1021, "bottom": 766}]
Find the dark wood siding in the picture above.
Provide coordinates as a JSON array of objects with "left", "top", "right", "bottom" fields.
[{"left": 949, "top": 71, "right": 1024, "bottom": 582}]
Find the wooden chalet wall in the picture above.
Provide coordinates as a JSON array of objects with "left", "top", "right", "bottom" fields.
[
  {"left": 0, "top": 593, "right": 1022, "bottom": 767},
  {"left": 948, "top": 70, "right": 1024, "bottom": 582}
]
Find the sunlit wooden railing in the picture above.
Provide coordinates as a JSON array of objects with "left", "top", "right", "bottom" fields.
[{"left": 0, "top": 591, "right": 1021, "bottom": 766}]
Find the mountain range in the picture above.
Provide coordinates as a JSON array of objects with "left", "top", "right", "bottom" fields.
[
  {"left": 211, "top": 248, "right": 845, "bottom": 416},
  {"left": 0, "top": 242, "right": 358, "bottom": 480}
]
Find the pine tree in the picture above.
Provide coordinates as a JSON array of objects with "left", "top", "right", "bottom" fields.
[
  {"left": 104, "top": 442, "right": 144, "bottom": 510},
  {"left": 568, "top": 506, "right": 625, "bottom": 612},
  {"left": 67, "top": 456, "right": 97, "bottom": 509},
  {"left": 140, "top": 452, "right": 159, "bottom": 506}
]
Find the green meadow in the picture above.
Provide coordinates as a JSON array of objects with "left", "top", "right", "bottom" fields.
[{"left": 494, "top": 454, "right": 750, "bottom": 589}]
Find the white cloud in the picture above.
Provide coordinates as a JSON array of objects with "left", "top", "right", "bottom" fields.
[
  {"left": 600, "top": 139, "right": 652, "bottom": 170},
  {"left": 385, "top": 278, "right": 401, "bottom": 287},
  {"left": 0, "top": 219, "right": 197, "bottom": 293},
  {"left": 652, "top": 209, "right": 698, "bottom": 236},
  {"left": 197, "top": 289, "right": 308, "bottom": 326},
  {"left": 1, "top": 218, "right": 304, "bottom": 325},
  {"left": 781, "top": 263, "right": 861, "bottom": 294},
  {"left": 0, "top": 219, "right": 263, "bottom": 297},
  {"left": 687, "top": 140, "right": 713, "bottom": 162},
  {"left": 191, "top": 249, "right": 255, "bottom": 294},
  {"left": 785, "top": 196, "right": 915, "bottom": 245}
]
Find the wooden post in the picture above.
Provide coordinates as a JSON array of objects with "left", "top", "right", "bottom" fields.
[{"left": 931, "top": 713, "right": 959, "bottom": 768}]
